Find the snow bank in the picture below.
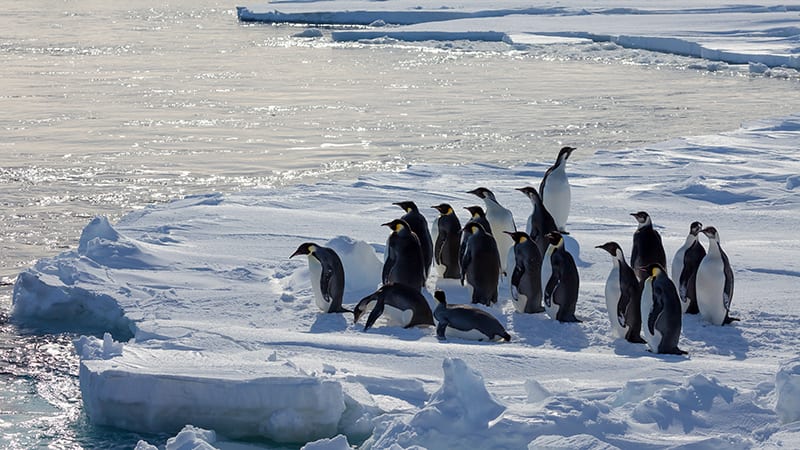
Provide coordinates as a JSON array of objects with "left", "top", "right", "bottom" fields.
[
  {"left": 136, "top": 425, "right": 218, "bottom": 450},
  {"left": 237, "top": 0, "right": 800, "bottom": 69}
]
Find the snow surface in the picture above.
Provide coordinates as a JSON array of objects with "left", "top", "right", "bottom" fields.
[
  {"left": 237, "top": 0, "right": 800, "bottom": 69},
  {"left": 12, "top": 111, "right": 800, "bottom": 448}
]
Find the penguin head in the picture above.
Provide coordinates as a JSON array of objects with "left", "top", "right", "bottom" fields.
[
  {"left": 393, "top": 201, "right": 418, "bottom": 213},
  {"left": 433, "top": 290, "right": 447, "bottom": 305},
  {"left": 463, "top": 205, "right": 486, "bottom": 219},
  {"left": 290, "top": 242, "right": 317, "bottom": 258},
  {"left": 467, "top": 187, "right": 497, "bottom": 202},
  {"left": 640, "top": 263, "right": 666, "bottom": 280},
  {"left": 382, "top": 219, "right": 410, "bottom": 233},
  {"left": 557, "top": 146, "right": 576, "bottom": 163},
  {"left": 516, "top": 186, "right": 542, "bottom": 202},
  {"left": 431, "top": 203, "right": 454, "bottom": 215},
  {"left": 545, "top": 231, "right": 564, "bottom": 247},
  {"left": 596, "top": 241, "right": 623, "bottom": 258},
  {"left": 700, "top": 226, "right": 719, "bottom": 241},
  {"left": 631, "top": 211, "right": 652, "bottom": 227},
  {"left": 353, "top": 287, "right": 383, "bottom": 324},
  {"left": 463, "top": 222, "right": 487, "bottom": 235},
  {"left": 504, "top": 231, "right": 530, "bottom": 244},
  {"left": 690, "top": 221, "right": 704, "bottom": 236}
]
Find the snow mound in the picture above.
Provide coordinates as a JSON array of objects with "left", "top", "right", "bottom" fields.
[
  {"left": 776, "top": 357, "right": 800, "bottom": 424},
  {"left": 528, "top": 434, "right": 620, "bottom": 450},
  {"left": 300, "top": 434, "right": 352, "bottom": 450},
  {"left": 74, "top": 332, "right": 124, "bottom": 360},
  {"left": 78, "top": 216, "right": 165, "bottom": 269},
  {"left": 325, "top": 235, "right": 382, "bottom": 298}
]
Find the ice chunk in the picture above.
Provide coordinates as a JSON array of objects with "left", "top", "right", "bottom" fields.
[
  {"left": 528, "top": 434, "right": 620, "bottom": 450},
  {"left": 776, "top": 357, "right": 800, "bottom": 424},
  {"left": 74, "top": 332, "right": 124, "bottom": 360},
  {"left": 300, "top": 434, "right": 351, "bottom": 450}
]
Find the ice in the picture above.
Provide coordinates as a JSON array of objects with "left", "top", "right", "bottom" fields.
[{"left": 776, "top": 357, "right": 800, "bottom": 424}]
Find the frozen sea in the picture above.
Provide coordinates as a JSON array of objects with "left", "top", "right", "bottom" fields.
[{"left": 2, "top": 0, "right": 799, "bottom": 448}]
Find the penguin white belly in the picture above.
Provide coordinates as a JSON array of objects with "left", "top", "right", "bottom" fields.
[
  {"left": 604, "top": 267, "right": 626, "bottom": 339},
  {"left": 383, "top": 305, "right": 414, "bottom": 327},
  {"left": 511, "top": 292, "right": 528, "bottom": 314},
  {"left": 445, "top": 326, "right": 493, "bottom": 342},
  {"left": 307, "top": 256, "right": 330, "bottom": 312},
  {"left": 543, "top": 169, "right": 570, "bottom": 231},
  {"left": 526, "top": 214, "right": 534, "bottom": 236},
  {"left": 640, "top": 280, "right": 658, "bottom": 351},
  {"left": 696, "top": 258, "right": 727, "bottom": 325},
  {"left": 486, "top": 205, "right": 516, "bottom": 273},
  {"left": 540, "top": 250, "right": 554, "bottom": 315}
]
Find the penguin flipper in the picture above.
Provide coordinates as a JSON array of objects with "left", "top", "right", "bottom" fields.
[
  {"left": 364, "top": 298, "right": 385, "bottom": 331},
  {"left": 648, "top": 293, "right": 664, "bottom": 336},
  {"left": 510, "top": 264, "right": 524, "bottom": 301},
  {"left": 436, "top": 320, "right": 448, "bottom": 340},
  {"left": 543, "top": 273, "right": 559, "bottom": 308},
  {"left": 382, "top": 248, "right": 396, "bottom": 284},
  {"left": 460, "top": 246, "right": 472, "bottom": 285}
]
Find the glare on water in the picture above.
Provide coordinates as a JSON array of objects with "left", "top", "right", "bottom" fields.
[{"left": 1, "top": 0, "right": 798, "bottom": 447}]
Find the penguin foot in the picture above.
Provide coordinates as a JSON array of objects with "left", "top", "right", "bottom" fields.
[
  {"left": 626, "top": 335, "right": 647, "bottom": 344},
  {"left": 723, "top": 315, "right": 741, "bottom": 325}
]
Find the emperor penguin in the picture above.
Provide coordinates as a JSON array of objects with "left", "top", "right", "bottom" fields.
[
  {"left": 431, "top": 203, "right": 462, "bottom": 279},
  {"left": 460, "top": 205, "right": 492, "bottom": 266},
  {"left": 353, "top": 283, "right": 434, "bottom": 331},
  {"left": 640, "top": 263, "right": 687, "bottom": 355},
  {"left": 505, "top": 231, "right": 544, "bottom": 314},
  {"left": 433, "top": 290, "right": 510, "bottom": 342},
  {"left": 596, "top": 242, "right": 646, "bottom": 343},
  {"left": 539, "top": 146, "right": 576, "bottom": 232},
  {"left": 630, "top": 211, "right": 667, "bottom": 281},
  {"left": 290, "top": 242, "right": 350, "bottom": 313},
  {"left": 671, "top": 221, "right": 706, "bottom": 314},
  {"left": 540, "top": 231, "right": 581, "bottom": 322},
  {"left": 393, "top": 201, "right": 433, "bottom": 278},
  {"left": 460, "top": 222, "right": 501, "bottom": 306},
  {"left": 516, "top": 186, "right": 559, "bottom": 257},
  {"left": 382, "top": 219, "right": 426, "bottom": 291},
  {"left": 695, "top": 226, "right": 738, "bottom": 325},
  {"left": 467, "top": 187, "right": 516, "bottom": 275}
]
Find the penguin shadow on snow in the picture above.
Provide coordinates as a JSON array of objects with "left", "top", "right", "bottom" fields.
[
  {"left": 510, "top": 312, "right": 589, "bottom": 351},
  {"left": 681, "top": 313, "right": 749, "bottom": 360}
]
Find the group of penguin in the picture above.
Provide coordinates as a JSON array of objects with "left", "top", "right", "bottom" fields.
[{"left": 291, "top": 146, "right": 738, "bottom": 354}]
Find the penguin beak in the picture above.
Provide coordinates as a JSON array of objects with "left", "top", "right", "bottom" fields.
[{"left": 289, "top": 248, "right": 304, "bottom": 258}]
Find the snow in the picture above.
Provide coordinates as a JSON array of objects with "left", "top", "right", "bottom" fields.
[
  {"left": 10, "top": 2, "right": 800, "bottom": 448},
  {"left": 236, "top": 0, "right": 800, "bottom": 69}
]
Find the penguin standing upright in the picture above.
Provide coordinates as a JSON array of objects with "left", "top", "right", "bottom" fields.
[
  {"left": 460, "top": 222, "right": 501, "bottom": 306},
  {"left": 539, "top": 146, "right": 575, "bottom": 232},
  {"left": 353, "top": 283, "right": 434, "bottom": 331},
  {"left": 597, "top": 242, "right": 646, "bottom": 343},
  {"left": 382, "top": 219, "right": 425, "bottom": 291},
  {"left": 467, "top": 187, "right": 516, "bottom": 275},
  {"left": 630, "top": 211, "right": 667, "bottom": 281},
  {"left": 460, "top": 205, "right": 492, "bottom": 267},
  {"left": 393, "top": 201, "right": 433, "bottom": 278},
  {"left": 290, "top": 242, "right": 350, "bottom": 313},
  {"left": 671, "top": 221, "right": 706, "bottom": 314},
  {"left": 540, "top": 231, "right": 581, "bottom": 322},
  {"left": 516, "top": 186, "right": 559, "bottom": 257},
  {"left": 431, "top": 203, "right": 462, "bottom": 279},
  {"left": 433, "top": 290, "right": 510, "bottom": 342},
  {"left": 695, "top": 226, "right": 738, "bottom": 325},
  {"left": 640, "top": 263, "right": 687, "bottom": 355},
  {"left": 505, "top": 231, "right": 544, "bottom": 314}
]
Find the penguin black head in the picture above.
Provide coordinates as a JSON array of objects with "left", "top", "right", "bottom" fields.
[
  {"left": 596, "top": 241, "right": 622, "bottom": 257},
  {"left": 516, "top": 186, "right": 541, "bottom": 201},
  {"left": 393, "top": 201, "right": 419, "bottom": 213},
  {"left": 432, "top": 203, "right": 454, "bottom": 215},
  {"left": 433, "top": 290, "right": 447, "bottom": 305},
  {"left": 462, "top": 222, "right": 487, "bottom": 235},
  {"left": 290, "top": 242, "right": 317, "bottom": 258},
  {"left": 504, "top": 230, "right": 530, "bottom": 244},
  {"left": 463, "top": 205, "right": 486, "bottom": 218},
  {"left": 545, "top": 231, "right": 564, "bottom": 246},
  {"left": 382, "top": 219, "right": 410, "bottom": 233},
  {"left": 640, "top": 262, "right": 666, "bottom": 279},
  {"left": 700, "top": 226, "right": 719, "bottom": 240},
  {"left": 689, "top": 221, "right": 703, "bottom": 236},
  {"left": 467, "top": 187, "right": 497, "bottom": 202},
  {"left": 557, "top": 146, "right": 576, "bottom": 161},
  {"left": 631, "top": 211, "right": 652, "bottom": 226}
]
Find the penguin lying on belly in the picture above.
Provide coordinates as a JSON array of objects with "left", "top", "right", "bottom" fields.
[
  {"left": 433, "top": 291, "right": 510, "bottom": 342},
  {"left": 353, "top": 283, "right": 434, "bottom": 331}
]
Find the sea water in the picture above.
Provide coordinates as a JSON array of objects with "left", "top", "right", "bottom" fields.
[{"left": 1, "top": 0, "right": 799, "bottom": 447}]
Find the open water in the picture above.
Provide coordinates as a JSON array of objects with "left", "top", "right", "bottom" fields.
[{"left": 1, "top": 0, "right": 798, "bottom": 447}]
